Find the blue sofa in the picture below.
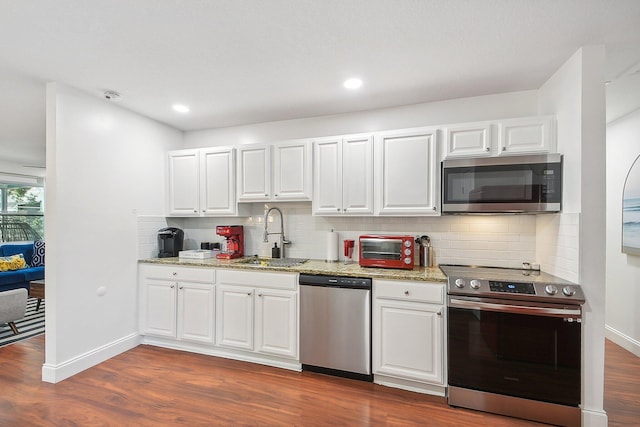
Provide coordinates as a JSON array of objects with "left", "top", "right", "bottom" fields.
[{"left": 0, "top": 243, "right": 44, "bottom": 293}]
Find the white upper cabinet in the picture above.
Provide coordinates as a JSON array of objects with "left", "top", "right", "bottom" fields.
[
  {"left": 272, "top": 139, "right": 312, "bottom": 200},
  {"left": 167, "top": 149, "right": 200, "bottom": 216},
  {"left": 237, "top": 144, "right": 271, "bottom": 201},
  {"left": 313, "top": 134, "right": 374, "bottom": 215},
  {"left": 237, "top": 140, "right": 312, "bottom": 202},
  {"left": 498, "top": 115, "right": 555, "bottom": 155},
  {"left": 168, "top": 147, "right": 245, "bottom": 217},
  {"left": 443, "top": 122, "right": 493, "bottom": 158},
  {"left": 200, "top": 147, "right": 237, "bottom": 216},
  {"left": 444, "top": 116, "right": 556, "bottom": 159},
  {"left": 375, "top": 127, "right": 439, "bottom": 216}
]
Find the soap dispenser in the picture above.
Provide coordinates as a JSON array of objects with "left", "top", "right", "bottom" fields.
[{"left": 271, "top": 242, "right": 280, "bottom": 258}]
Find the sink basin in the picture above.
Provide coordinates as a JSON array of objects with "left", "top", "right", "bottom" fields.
[{"left": 236, "top": 257, "right": 308, "bottom": 267}]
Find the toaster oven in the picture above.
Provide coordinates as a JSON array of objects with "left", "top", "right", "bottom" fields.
[{"left": 359, "top": 235, "right": 414, "bottom": 269}]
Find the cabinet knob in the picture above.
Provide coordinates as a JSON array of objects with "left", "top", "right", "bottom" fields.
[
  {"left": 172, "top": 272, "right": 177, "bottom": 276},
  {"left": 432, "top": 207, "right": 436, "bottom": 211},
  {"left": 258, "top": 293, "right": 263, "bottom": 297},
  {"left": 485, "top": 147, "right": 490, "bottom": 152},
  {"left": 502, "top": 146, "right": 506, "bottom": 151},
  {"left": 265, "top": 194, "right": 268, "bottom": 197},
  {"left": 193, "top": 209, "right": 197, "bottom": 213},
  {"left": 179, "top": 286, "right": 183, "bottom": 290},
  {"left": 404, "top": 290, "right": 409, "bottom": 295},
  {"left": 344, "top": 208, "right": 347, "bottom": 212},
  {"left": 337, "top": 208, "right": 341, "bottom": 212},
  {"left": 274, "top": 194, "right": 278, "bottom": 197},
  {"left": 436, "top": 310, "right": 442, "bottom": 317},
  {"left": 170, "top": 284, "right": 175, "bottom": 289}
]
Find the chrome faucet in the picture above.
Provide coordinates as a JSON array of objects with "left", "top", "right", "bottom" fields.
[{"left": 263, "top": 207, "right": 291, "bottom": 258}]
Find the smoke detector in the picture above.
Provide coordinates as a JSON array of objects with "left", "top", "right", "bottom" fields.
[{"left": 103, "top": 90, "right": 121, "bottom": 101}]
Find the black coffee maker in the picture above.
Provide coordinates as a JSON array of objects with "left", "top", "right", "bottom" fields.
[{"left": 157, "top": 227, "right": 184, "bottom": 258}]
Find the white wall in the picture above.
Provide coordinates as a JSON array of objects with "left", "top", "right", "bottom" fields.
[
  {"left": 538, "top": 46, "right": 608, "bottom": 426},
  {"left": 43, "top": 83, "right": 183, "bottom": 382},
  {"left": 184, "top": 90, "right": 538, "bottom": 147},
  {"left": 606, "top": 108, "right": 640, "bottom": 356}
]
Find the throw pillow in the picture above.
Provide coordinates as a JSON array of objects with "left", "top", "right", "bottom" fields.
[
  {"left": 32, "top": 240, "right": 45, "bottom": 267},
  {"left": 0, "top": 254, "right": 28, "bottom": 272}
]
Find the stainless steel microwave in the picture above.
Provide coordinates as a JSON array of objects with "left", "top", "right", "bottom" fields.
[{"left": 441, "top": 154, "right": 562, "bottom": 214}]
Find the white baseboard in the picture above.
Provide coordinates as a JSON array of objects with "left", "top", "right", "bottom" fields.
[
  {"left": 605, "top": 325, "right": 640, "bottom": 357},
  {"left": 42, "top": 333, "right": 141, "bottom": 383},
  {"left": 582, "top": 408, "right": 608, "bottom": 427}
]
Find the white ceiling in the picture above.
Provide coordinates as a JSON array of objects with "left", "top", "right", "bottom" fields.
[{"left": 1, "top": 0, "right": 640, "bottom": 172}]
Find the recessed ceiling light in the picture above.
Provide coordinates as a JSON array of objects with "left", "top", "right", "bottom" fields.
[
  {"left": 172, "top": 104, "right": 190, "bottom": 113},
  {"left": 343, "top": 78, "right": 363, "bottom": 90}
]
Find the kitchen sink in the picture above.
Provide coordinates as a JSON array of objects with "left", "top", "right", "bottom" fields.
[{"left": 236, "top": 257, "right": 308, "bottom": 267}]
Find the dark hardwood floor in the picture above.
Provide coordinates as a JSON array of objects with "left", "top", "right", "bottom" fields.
[{"left": 0, "top": 335, "right": 637, "bottom": 426}]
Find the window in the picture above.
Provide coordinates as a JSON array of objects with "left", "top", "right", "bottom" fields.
[{"left": 0, "top": 183, "right": 44, "bottom": 242}]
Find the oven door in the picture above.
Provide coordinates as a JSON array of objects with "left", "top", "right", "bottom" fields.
[{"left": 448, "top": 296, "right": 581, "bottom": 407}]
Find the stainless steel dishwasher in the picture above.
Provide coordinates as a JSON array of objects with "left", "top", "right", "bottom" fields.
[{"left": 299, "top": 274, "right": 372, "bottom": 381}]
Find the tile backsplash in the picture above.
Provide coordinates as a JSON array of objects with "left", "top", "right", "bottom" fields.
[{"left": 139, "top": 202, "right": 540, "bottom": 269}]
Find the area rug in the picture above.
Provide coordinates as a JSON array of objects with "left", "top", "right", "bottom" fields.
[{"left": 0, "top": 297, "right": 45, "bottom": 348}]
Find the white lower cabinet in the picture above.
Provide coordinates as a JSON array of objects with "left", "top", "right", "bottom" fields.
[
  {"left": 373, "top": 279, "right": 445, "bottom": 396},
  {"left": 216, "top": 270, "right": 299, "bottom": 360},
  {"left": 139, "top": 265, "right": 215, "bottom": 345},
  {"left": 139, "top": 265, "right": 300, "bottom": 370}
]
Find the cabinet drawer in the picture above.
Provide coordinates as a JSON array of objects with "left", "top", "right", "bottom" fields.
[
  {"left": 140, "top": 264, "right": 215, "bottom": 283},
  {"left": 374, "top": 279, "right": 443, "bottom": 304},
  {"left": 217, "top": 269, "right": 297, "bottom": 290}
]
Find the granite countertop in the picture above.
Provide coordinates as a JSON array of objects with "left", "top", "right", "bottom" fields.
[{"left": 139, "top": 256, "right": 447, "bottom": 283}]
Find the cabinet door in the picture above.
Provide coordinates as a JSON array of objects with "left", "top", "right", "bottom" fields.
[
  {"left": 177, "top": 282, "right": 215, "bottom": 344},
  {"left": 376, "top": 128, "right": 439, "bottom": 215},
  {"left": 498, "top": 116, "right": 554, "bottom": 155},
  {"left": 216, "top": 286, "right": 254, "bottom": 351},
  {"left": 373, "top": 299, "right": 443, "bottom": 385},
  {"left": 141, "top": 280, "right": 177, "bottom": 338},
  {"left": 342, "top": 134, "right": 374, "bottom": 214},
  {"left": 167, "top": 150, "right": 200, "bottom": 216},
  {"left": 255, "top": 290, "right": 298, "bottom": 359},
  {"left": 273, "top": 140, "right": 312, "bottom": 201},
  {"left": 200, "top": 147, "right": 237, "bottom": 216},
  {"left": 444, "top": 122, "right": 493, "bottom": 158},
  {"left": 313, "top": 137, "right": 343, "bottom": 215},
  {"left": 237, "top": 145, "right": 271, "bottom": 201}
]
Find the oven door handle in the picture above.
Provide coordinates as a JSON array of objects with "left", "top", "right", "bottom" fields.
[{"left": 449, "top": 298, "right": 581, "bottom": 319}]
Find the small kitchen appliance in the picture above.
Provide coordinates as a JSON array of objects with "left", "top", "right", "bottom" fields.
[
  {"left": 157, "top": 227, "right": 184, "bottom": 258},
  {"left": 441, "top": 153, "right": 562, "bottom": 214},
  {"left": 343, "top": 239, "right": 355, "bottom": 264},
  {"left": 441, "top": 264, "right": 585, "bottom": 427},
  {"left": 359, "top": 235, "right": 414, "bottom": 269},
  {"left": 215, "top": 225, "right": 244, "bottom": 259}
]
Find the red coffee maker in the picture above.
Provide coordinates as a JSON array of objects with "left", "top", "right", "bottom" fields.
[{"left": 216, "top": 225, "right": 244, "bottom": 259}]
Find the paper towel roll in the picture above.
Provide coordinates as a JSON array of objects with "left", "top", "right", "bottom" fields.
[{"left": 326, "top": 230, "right": 338, "bottom": 262}]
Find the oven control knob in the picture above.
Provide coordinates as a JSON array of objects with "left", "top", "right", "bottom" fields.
[
  {"left": 545, "top": 284, "right": 558, "bottom": 295},
  {"left": 562, "top": 286, "right": 576, "bottom": 297},
  {"left": 404, "top": 240, "right": 412, "bottom": 248},
  {"left": 470, "top": 280, "right": 481, "bottom": 289},
  {"left": 404, "top": 248, "right": 412, "bottom": 256},
  {"left": 404, "top": 257, "right": 412, "bottom": 264},
  {"left": 454, "top": 278, "right": 466, "bottom": 288}
]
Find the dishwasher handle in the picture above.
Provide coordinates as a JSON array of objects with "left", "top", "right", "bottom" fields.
[{"left": 299, "top": 274, "right": 371, "bottom": 290}]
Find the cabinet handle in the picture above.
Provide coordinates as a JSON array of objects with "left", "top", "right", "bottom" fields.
[
  {"left": 485, "top": 147, "right": 490, "bottom": 152},
  {"left": 404, "top": 290, "right": 409, "bottom": 295},
  {"left": 247, "top": 292, "right": 252, "bottom": 296},
  {"left": 258, "top": 293, "right": 263, "bottom": 297},
  {"left": 436, "top": 310, "right": 442, "bottom": 317},
  {"left": 502, "top": 146, "right": 506, "bottom": 151},
  {"left": 170, "top": 284, "right": 175, "bottom": 289},
  {"left": 179, "top": 286, "right": 183, "bottom": 290},
  {"left": 172, "top": 272, "right": 177, "bottom": 276}
]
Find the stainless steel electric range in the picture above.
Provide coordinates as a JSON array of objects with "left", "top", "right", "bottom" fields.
[{"left": 440, "top": 264, "right": 585, "bottom": 427}]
